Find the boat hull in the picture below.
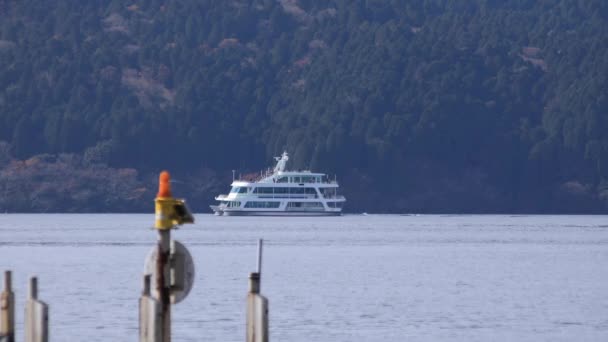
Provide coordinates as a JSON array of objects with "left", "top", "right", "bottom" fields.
[
  {"left": 210, "top": 206, "right": 341, "bottom": 216},
  {"left": 224, "top": 211, "right": 341, "bottom": 216}
]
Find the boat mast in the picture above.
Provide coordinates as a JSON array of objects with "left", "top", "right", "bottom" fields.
[{"left": 273, "top": 151, "right": 289, "bottom": 174}]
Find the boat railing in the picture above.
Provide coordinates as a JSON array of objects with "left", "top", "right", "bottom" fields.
[
  {"left": 222, "top": 194, "right": 321, "bottom": 199},
  {"left": 236, "top": 171, "right": 340, "bottom": 184},
  {"left": 236, "top": 180, "right": 339, "bottom": 185}
]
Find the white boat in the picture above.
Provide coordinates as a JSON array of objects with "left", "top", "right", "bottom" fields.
[{"left": 211, "top": 152, "right": 346, "bottom": 216}]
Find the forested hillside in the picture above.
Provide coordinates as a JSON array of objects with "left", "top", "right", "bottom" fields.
[{"left": 1, "top": 0, "right": 607, "bottom": 212}]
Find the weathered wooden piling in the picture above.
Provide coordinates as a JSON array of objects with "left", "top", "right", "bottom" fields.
[
  {"left": 157, "top": 229, "right": 171, "bottom": 342},
  {"left": 140, "top": 275, "right": 161, "bottom": 342},
  {"left": 0, "top": 271, "right": 15, "bottom": 342},
  {"left": 247, "top": 240, "right": 269, "bottom": 342},
  {"left": 24, "top": 277, "right": 48, "bottom": 342},
  {"left": 153, "top": 170, "right": 194, "bottom": 342},
  {"left": 256, "top": 239, "right": 263, "bottom": 292}
]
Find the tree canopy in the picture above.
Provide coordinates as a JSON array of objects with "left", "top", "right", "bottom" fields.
[{"left": 0, "top": 0, "right": 607, "bottom": 212}]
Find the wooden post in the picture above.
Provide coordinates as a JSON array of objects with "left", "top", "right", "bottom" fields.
[
  {"left": 246, "top": 273, "right": 269, "bottom": 342},
  {"left": 24, "top": 277, "right": 48, "bottom": 342},
  {"left": 256, "top": 239, "right": 263, "bottom": 290},
  {"left": 153, "top": 170, "right": 194, "bottom": 342},
  {"left": 247, "top": 240, "right": 269, "bottom": 342},
  {"left": 157, "top": 230, "right": 171, "bottom": 342},
  {"left": 140, "top": 275, "right": 161, "bottom": 342},
  {"left": 0, "top": 271, "right": 15, "bottom": 342}
]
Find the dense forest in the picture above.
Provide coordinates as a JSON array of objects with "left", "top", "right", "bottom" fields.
[{"left": 0, "top": 0, "right": 607, "bottom": 213}]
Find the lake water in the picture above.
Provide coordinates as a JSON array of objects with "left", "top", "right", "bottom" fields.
[{"left": 1, "top": 214, "right": 607, "bottom": 341}]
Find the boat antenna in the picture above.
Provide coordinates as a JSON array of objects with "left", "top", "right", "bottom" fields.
[{"left": 232, "top": 169, "right": 236, "bottom": 182}]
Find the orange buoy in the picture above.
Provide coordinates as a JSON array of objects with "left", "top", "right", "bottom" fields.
[{"left": 157, "top": 171, "right": 172, "bottom": 198}]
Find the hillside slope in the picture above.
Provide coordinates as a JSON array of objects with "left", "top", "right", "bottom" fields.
[{"left": 0, "top": 0, "right": 607, "bottom": 212}]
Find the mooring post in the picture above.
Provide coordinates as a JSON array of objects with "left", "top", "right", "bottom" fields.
[
  {"left": 24, "top": 277, "right": 48, "bottom": 342},
  {"left": 0, "top": 271, "right": 15, "bottom": 342},
  {"left": 157, "top": 229, "right": 171, "bottom": 342},
  {"left": 257, "top": 240, "right": 263, "bottom": 286},
  {"left": 246, "top": 241, "right": 269, "bottom": 342},
  {"left": 153, "top": 170, "right": 194, "bottom": 342},
  {"left": 140, "top": 275, "right": 161, "bottom": 342},
  {"left": 155, "top": 171, "right": 174, "bottom": 342}
]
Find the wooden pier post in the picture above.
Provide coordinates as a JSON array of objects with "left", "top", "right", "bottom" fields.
[
  {"left": 157, "top": 229, "right": 171, "bottom": 342},
  {"left": 140, "top": 275, "right": 161, "bottom": 342},
  {"left": 152, "top": 170, "right": 193, "bottom": 342},
  {"left": 24, "top": 277, "right": 48, "bottom": 342},
  {"left": 0, "top": 271, "right": 15, "bottom": 342},
  {"left": 256, "top": 239, "right": 263, "bottom": 292},
  {"left": 246, "top": 240, "right": 269, "bottom": 342}
]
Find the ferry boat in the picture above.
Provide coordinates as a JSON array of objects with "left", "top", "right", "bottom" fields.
[{"left": 210, "top": 152, "right": 346, "bottom": 216}]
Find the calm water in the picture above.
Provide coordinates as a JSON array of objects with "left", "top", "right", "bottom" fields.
[{"left": 1, "top": 214, "right": 607, "bottom": 341}]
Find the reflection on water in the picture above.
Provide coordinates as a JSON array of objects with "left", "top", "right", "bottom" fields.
[{"left": 1, "top": 214, "right": 608, "bottom": 342}]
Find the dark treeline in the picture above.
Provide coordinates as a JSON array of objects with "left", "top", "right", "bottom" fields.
[{"left": 0, "top": 0, "right": 607, "bottom": 213}]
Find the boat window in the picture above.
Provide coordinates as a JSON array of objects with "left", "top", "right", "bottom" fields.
[
  {"left": 305, "top": 188, "right": 317, "bottom": 195},
  {"left": 287, "top": 202, "right": 323, "bottom": 210},
  {"left": 293, "top": 176, "right": 301, "bottom": 183},
  {"left": 239, "top": 187, "right": 248, "bottom": 194},
  {"left": 244, "top": 201, "right": 280, "bottom": 208},
  {"left": 301, "top": 176, "right": 314, "bottom": 183},
  {"left": 320, "top": 187, "right": 338, "bottom": 198},
  {"left": 227, "top": 201, "right": 241, "bottom": 208},
  {"left": 276, "top": 177, "right": 288, "bottom": 183},
  {"left": 274, "top": 187, "right": 288, "bottom": 194},
  {"left": 253, "top": 187, "right": 273, "bottom": 194},
  {"left": 291, "top": 188, "right": 305, "bottom": 194}
]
